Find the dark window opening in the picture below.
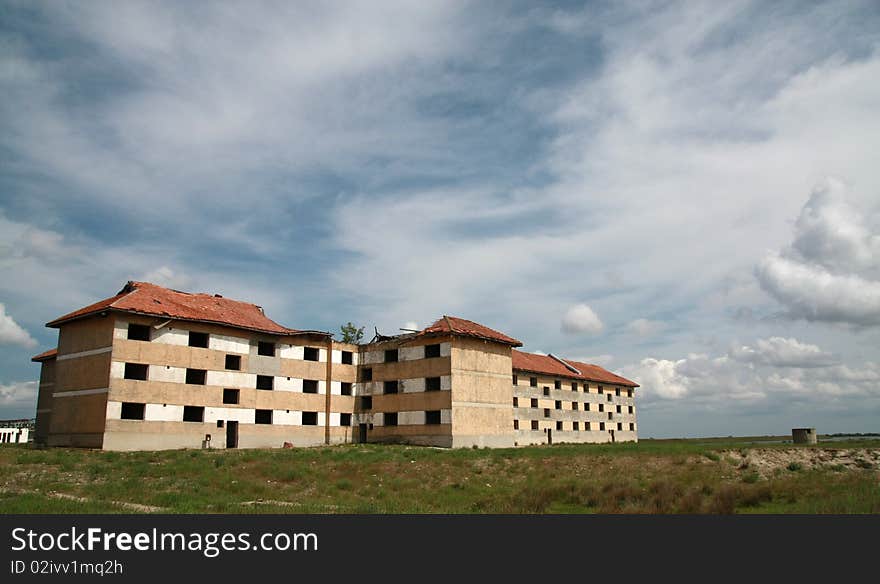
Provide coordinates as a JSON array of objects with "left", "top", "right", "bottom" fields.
[
  {"left": 608, "top": 412, "right": 613, "bottom": 420},
  {"left": 258, "top": 341, "right": 275, "bottom": 357},
  {"left": 555, "top": 400, "right": 562, "bottom": 410},
  {"left": 514, "top": 420, "right": 519, "bottom": 430},
  {"left": 223, "top": 388, "right": 240, "bottom": 404},
  {"left": 124, "top": 363, "right": 148, "bottom": 381},
  {"left": 556, "top": 421, "right": 563, "bottom": 431},
  {"left": 629, "top": 423, "right": 635, "bottom": 431},
  {"left": 600, "top": 422, "right": 606, "bottom": 431},
  {"left": 384, "top": 380, "right": 398, "bottom": 394},
  {"left": 384, "top": 412, "right": 398, "bottom": 426},
  {"left": 225, "top": 354, "right": 241, "bottom": 370},
  {"left": 255, "top": 409, "right": 273, "bottom": 425},
  {"left": 586, "top": 422, "right": 591, "bottom": 431},
  {"left": 340, "top": 413, "right": 352, "bottom": 427},
  {"left": 530, "top": 377, "right": 537, "bottom": 387},
  {"left": 256, "top": 375, "right": 274, "bottom": 390},
  {"left": 341, "top": 351, "right": 353, "bottom": 365},
  {"left": 385, "top": 349, "right": 398, "bottom": 363},
  {"left": 607, "top": 393, "right": 613, "bottom": 402},
  {"left": 531, "top": 420, "right": 539, "bottom": 430},
  {"left": 302, "top": 411, "right": 317, "bottom": 425},
  {"left": 360, "top": 396, "right": 372, "bottom": 410},
  {"left": 424, "top": 344, "right": 441, "bottom": 358},
  {"left": 598, "top": 386, "right": 604, "bottom": 394},
  {"left": 615, "top": 388, "right": 621, "bottom": 396},
  {"left": 512, "top": 374, "right": 518, "bottom": 385},
  {"left": 599, "top": 404, "right": 604, "bottom": 412},
  {"left": 186, "top": 369, "right": 207, "bottom": 385},
  {"left": 362, "top": 367, "right": 373, "bottom": 382},
  {"left": 585, "top": 403, "right": 591, "bottom": 411},
  {"left": 530, "top": 398, "right": 538, "bottom": 408},
  {"left": 189, "top": 331, "right": 209, "bottom": 348},
  {"left": 341, "top": 382, "right": 352, "bottom": 396},
  {"left": 554, "top": 380, "right": 561, "bottom": 390},
  {"left": 425, "top": 377, "right": 441, "bottom": 391},
  {"left": 543, "top": 408, "right": 550, "bottom": 418},
  {"left": 543, "top": 387, "right": 550, "bottom": 396},
  {"left": 120, "top": 402, "right": 145, "bottom": 420},
  {"left": 628, "top": 406, "right": 634, "bottom": 414},
  {"left": 616, "top": 405, "right": 622, "bottom": 413},
  {"left": 627, "top": 389, "right": 633, "bottom": 398},
  {"left": 183, "top": 406, "right": 204, "bottom": 423},
  {"left": 217, "top": 420, "right": 224, "bottom": 428},
  {"left": 573, "top": 421, "right": 580, "bottom": 431},
  {"left": 303, "top": 347, "right": 319, "bottom": 361},
  {"left": 617, "top": 422, "right": 623, "bottom": 431},
  {"left": 513, "top": 397, "right": 519, "bottom": 407},
  {"left": 426, "top": 410, "right": 441, "bottom": 425},
  {"left": 127, "top": 323, "right": 151, "bottom": 341},
  {"left": 571, "top": 381, "right": 578, "bottom": 391},
  {"left": 572, "top": 402, "right": 579, "bottom": 411},
  {"left": 303, "top": 379, "right": 319, "bottom": 394}
]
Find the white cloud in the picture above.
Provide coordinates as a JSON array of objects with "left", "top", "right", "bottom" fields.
[
  {"left": 140, "top": 266, "right": 194, "bottom": 291},
  {"left": 0, "top": 304, "right": 37, "bottom": 348},
  {"left": 756, "top": 179, "right": 880, "bottom": 326},
  {"left": 578, "top": 354, "right": 614, "bottom": 367},
  {"left": 626, "top": 318, "right": 666, "bottom": 337},
  {"left": 561, "top": 304, "right": 604, "bottom": 335},
  {"left": 402, "top": 321, "right": 419, "bottom": 332},
  {"left": 0, "top": 381, "right": 37, "bottom": 409},
  {"left": 729, "top": 337, "right": 837, "bottom": 368}
]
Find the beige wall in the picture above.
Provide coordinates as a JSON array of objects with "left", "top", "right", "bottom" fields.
[
  {"left": 450, "top": 337, "right": 515, "bottom": 448},
  {"left": 33, "top": 358, "right": 55, "bottom": 444}
]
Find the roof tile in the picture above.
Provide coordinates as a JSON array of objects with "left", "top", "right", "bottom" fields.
[
  {"left": 512, "top": 350, "right": 638, "bottom": 387},
  {"left": 421, "top": 315, "right": 522, "bottom": 347}
]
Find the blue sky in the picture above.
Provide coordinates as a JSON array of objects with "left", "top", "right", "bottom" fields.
[{"left": 1, "top": 0, "right": 879, "bottom": 437}]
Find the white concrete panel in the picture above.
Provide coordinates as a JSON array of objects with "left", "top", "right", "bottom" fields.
[
  {"left": 151, "top": 365, "right": 186, "bottom": 384},
  {"left": 440, "top": 342, "right": 451, "bottom": 357},
  {"left": 278, "top": 344, "right": 303, "bottom": 359},
  {"left": 375, "top": 413, "right": 385, "bottom": 426},
  {"left": 205, "top": 407, "right": 255, "bottom": 424},
  {"left": 329, "top": 381, "right": 341, "bottom": 395},
  {"left": 401, "top": 378, "right": 425, "bottom": 393},
  {"left": 318, "top": 349, "right": 327, "bottom": 363},
  {"left": 276, "top": 377, "right": 302, "bottom": 392},
  {"left": 441, "top": 375, "right": 451, "bottom": 391},
  {"left": 441, "top": 409, "right": 452, "bottom": 424},
  {"left": 331, "top": 350, "right": 341, "bottom": 364},
  {"left": 359, "top": 381, "right": 380, "bottom": 395},
  {"left": 209, "top": 334, "right": 250, "bottom": 354},
  {"left": 113, "top": 322, "right": 127, "bottom": 339},
  {"left": 398, "top": 411, "right": 425, "bottom": 425},
  {"left": 106, "top": 401, "right": 122, "bottom": 419},
  {"left": 145, "top": 403, "right": 184, "bottom": 422},
  {"left": 329, "top": 412, "right": 341, "bottom": 426},
  {"left": 110, "top": 361, "right": 126, "bottom": 379},
  {"left": 317, "top": 412, "right": 326, "bottom": 426},
  {"left": 399, "top": 346, "right": 423, "bottom": 362},
  {"left": 273, "top": 410, "right": 301, "bottom": 426},
  {"left": 153, "top": 328, "right": 188, "bottom": 346},
  {"left": 206, "top": 371, "right": 255, "bottom": 388},
  {"left": 317, "top": 380, "right": 326, "bottom": 394},
  {"left": 362, "top": 350, "right": 383, "bottom": 365}
]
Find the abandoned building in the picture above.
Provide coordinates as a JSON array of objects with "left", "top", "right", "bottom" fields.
[{"left": 30, "top": 281, "right": 638, "bottom": 451}]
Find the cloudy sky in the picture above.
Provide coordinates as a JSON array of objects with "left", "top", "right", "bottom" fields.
[{"left": 1, "top": 0, "right": 879, "bottom": 437}]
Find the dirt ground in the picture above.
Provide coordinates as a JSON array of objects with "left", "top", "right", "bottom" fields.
[{"left": 722, "top": 448, "right": 880, "bottom": 478}]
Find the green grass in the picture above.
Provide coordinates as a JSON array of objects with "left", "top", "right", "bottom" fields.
[{"left": 0, "top": 439, "right": 877, "bottom": 514}]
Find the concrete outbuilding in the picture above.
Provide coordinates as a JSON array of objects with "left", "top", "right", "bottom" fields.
[{"left": 792, "top": 428, "right": 817, "bottom": 444}]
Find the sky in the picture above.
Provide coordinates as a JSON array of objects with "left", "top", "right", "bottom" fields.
[{"left": 1, "top": 0, "right": 879, "bottom": 438}]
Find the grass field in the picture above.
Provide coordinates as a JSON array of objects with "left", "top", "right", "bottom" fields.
[{"left": 1, "top": 437, "right": 878, "bottom": 514}]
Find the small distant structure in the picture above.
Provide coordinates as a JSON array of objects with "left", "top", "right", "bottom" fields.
[
  {"left": 0, "top": 427, "right": 29, "bottom": 445},
  {"left": 792, "top": 428, "right": 817, "bottom": 445}
]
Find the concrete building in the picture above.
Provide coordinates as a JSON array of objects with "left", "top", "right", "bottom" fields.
[{"left": 30, "top": 281, "right": 638, "bottom": 451}]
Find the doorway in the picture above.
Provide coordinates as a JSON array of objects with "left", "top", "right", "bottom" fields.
[
  {"left": 609, "top": 430, "right": 615, "bottom": 443},
  {"left": 357, "top": 423, "right": 367, "bottom": 444},
  {"left": 226, "top": 421, "right": 238, "bottom": 448}
]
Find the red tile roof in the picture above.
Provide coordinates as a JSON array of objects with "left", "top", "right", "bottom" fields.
[
  {"left": 46, "top": 281, "right": 325, "bottom": 337},
  {"left": 31, "top": 348, "right": 58, "bottom": 362},
  {"left": 421, "top": 315, "right": 522, "bottom": 347},
  {"left": 512, "top": 350, "right": 638, "bottom": 387}
]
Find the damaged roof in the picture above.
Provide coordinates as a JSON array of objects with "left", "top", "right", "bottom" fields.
[
  {"left": 31, "top": 348, "right": 58, "bottom": 362},
  {"left": 420, "top": 315, "right": 522, "bottom": 347},
  {"left": 512, "top": 350, "right": 638, "bottom": 388},
  {"left": 46, "top": 281, "right": 328, "bottom": 337}
]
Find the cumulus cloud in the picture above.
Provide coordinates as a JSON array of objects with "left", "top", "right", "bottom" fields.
[
  {"left": 402, "top": 321, "right": 419, "bottom": 332},
  {"left": 626, "top": 318, "right": 666, "bottom": 337},
  {"left": 140, "top": 266, "right": 194, "bottom": 291},
  {"left": 0, "top": 304, "right": 37, "bottom": 348},
  {"left": 729, "top": 337, "right": 837, "bottom": 368},
  {"left": 561, "top": 304, "right": 604, "bottom": 335},
  {"left": 0, "top": 381, "right": 37, "bottom": 410},
  {"left": 756, "top": 178, "right": 880, "bottom": 326}
]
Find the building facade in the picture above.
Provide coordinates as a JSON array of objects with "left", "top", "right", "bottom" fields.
[{"left": 31, "top": 281, "right": 638, "bottom": 451}]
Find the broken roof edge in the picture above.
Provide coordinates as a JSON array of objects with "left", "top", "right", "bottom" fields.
[{"left": 31, "top": 348, "right": 58, "bottom": 362}]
